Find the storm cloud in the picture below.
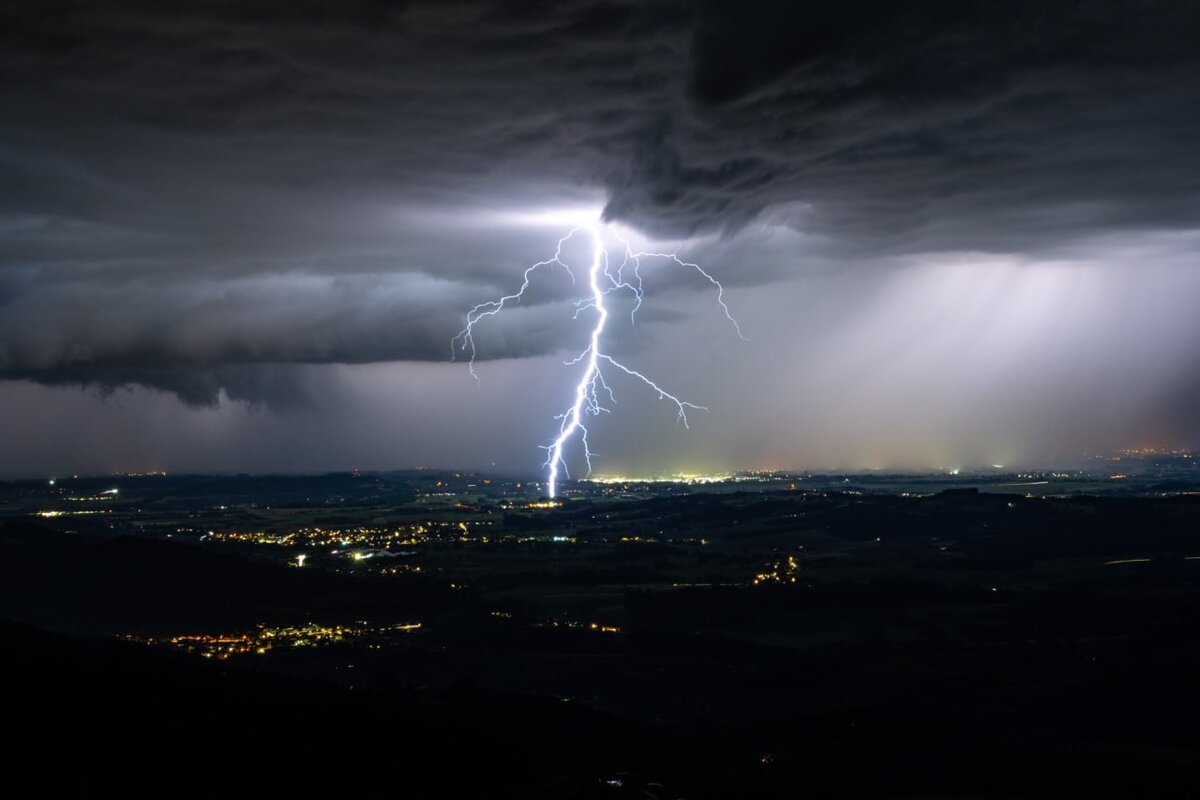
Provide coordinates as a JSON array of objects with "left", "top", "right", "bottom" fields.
[{"left": 1, "top": 1, "right": 1198, "bottom": 473}]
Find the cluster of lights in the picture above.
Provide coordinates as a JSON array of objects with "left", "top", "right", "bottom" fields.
[
  {"left": 752, "top": 554, "right": 801, "bottom": 586},
  {"left": 202, "top": 520, "right": 489, "bottom": 548},
  {"left": 124, "top": 620, "right": 422, "bottom": 659},
  {"left": 490, "top": 609, "right": 622, "bottom": 635},
  {"left": 533, "top": 618, "right": 622, "bottom": 634},
  {"left": 378, "top": 564, "right": 425, "bottom": 575},
  {"left": 36, "top": 509, "right": 108, "bottom": 518},
  {"left": 1114, "top": 447, "right": 1194, "bottom": 457}
]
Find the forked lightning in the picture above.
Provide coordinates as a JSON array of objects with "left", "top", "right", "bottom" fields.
[{"left": 453, "top": 220, "right": 743, "bottom": 498}]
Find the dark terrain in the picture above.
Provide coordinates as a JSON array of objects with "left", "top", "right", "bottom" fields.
[{"left": 2, "top": 470, "right": 1198, "bottom": 797}]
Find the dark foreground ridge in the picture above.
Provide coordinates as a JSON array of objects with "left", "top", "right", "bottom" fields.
[{"left": 2, "top": 617, "right": 642, "bottom": 797}]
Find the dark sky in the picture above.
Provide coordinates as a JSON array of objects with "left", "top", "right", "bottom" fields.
[{"left": 2, "top": 1, "right": 1199, "bottom": 478}]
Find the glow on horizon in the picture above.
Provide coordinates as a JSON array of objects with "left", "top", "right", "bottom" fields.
[{"left": 585, "top": 472, "right": 736, "bottom": 485}]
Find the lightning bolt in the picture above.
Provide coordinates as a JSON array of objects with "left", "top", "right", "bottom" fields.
[{"left": 453, "top": 219, "right": 744, "bottom": 498}]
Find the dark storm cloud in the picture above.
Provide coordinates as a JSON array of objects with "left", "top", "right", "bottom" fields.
[
  {"left": 1, "top": 0, "right": 1198, "bottom": 403},
  {"left": 648, "top": 0, "right": 1200, "bottom": 243}
]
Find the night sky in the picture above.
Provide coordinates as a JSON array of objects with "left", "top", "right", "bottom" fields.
[{"left": 3, "top": 1, "right": 1199, "bottom": 478}]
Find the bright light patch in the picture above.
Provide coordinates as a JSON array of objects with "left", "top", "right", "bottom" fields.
[
  {"left": 409, "top": 203, "right": 607, "bottom": 231},
  {"left": 483, "top": 206, "right": 606, "bottom": 229}
]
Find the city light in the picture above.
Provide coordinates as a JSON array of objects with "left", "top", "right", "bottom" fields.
[{"left": 125, "top": 621, "right": 423, "bottom": 659}]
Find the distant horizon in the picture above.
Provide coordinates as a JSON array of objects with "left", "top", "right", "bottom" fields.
[{"left": 5, "top": 448, "right": 1196, "bottom": 484}]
